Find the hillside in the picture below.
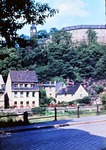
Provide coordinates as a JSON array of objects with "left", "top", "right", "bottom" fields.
[{"left": 0, "top": 30, "right": 106, "bottom": 84}]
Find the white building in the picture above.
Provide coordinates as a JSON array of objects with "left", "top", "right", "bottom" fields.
[
  {"left": 5, "top": 70, "right": 39, "bottom": 108},
  {"left": 56, "top": 82, "right": 88, "bottom": 103},
  {"left": 39, "top": 81, "right": 56, "bottom": 99}
]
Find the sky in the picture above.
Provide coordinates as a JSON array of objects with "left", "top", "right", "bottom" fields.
[{"left": 17, "top": 0, "right": 105, "bottom": 36}]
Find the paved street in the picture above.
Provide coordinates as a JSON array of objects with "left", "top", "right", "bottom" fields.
[{"left": 0, "top": 120, "right": 106, "bottom": 150}]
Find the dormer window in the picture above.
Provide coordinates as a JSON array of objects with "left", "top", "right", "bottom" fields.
[
  {"left": 25, "top": 84, "right": 28, "bottom": 87},
  {"left": 30, "top": 84, "right": 34, "bottom": 87},
  {"left": 14, "top": 84, "right": 18, "bottom": 87},
  {"left": 20, "top": 84, "right": 23, "bottom": 87}
]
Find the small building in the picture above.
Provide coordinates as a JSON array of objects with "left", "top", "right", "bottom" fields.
[
  {"left": 39, "top": 81, "right": 56, "bottom": 98},
  {"left": 5, "top": 70, "right": 39, "bottom": 108},
  {"left": 0, "top": 75, "right": 5, "bottom": 108},
  {"left": 56, "top": 82, "right": 88, "bottom": 103}
]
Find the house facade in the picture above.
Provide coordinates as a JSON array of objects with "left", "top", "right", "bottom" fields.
[
  {"left": 0, "top": 75, "right": 5, "bottom": 108},
  {"left": 39, "top": 81, "right": 56, "bottom": 98},
  {"left": 5, "top": 70, "right": 39, "bottom": 108},
  {"left": 56, "top": 82, "right": 88, "bottom": 103}
]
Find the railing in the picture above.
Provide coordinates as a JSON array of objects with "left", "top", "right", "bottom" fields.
[{"left": 0, "top": 104, "right": 106, "bottom": 126}]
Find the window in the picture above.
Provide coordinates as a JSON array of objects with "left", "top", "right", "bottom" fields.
[
  {"left": 14, "top": 84, "right": 18, "bottom": 87},
  {"left": 32, "top": 101, "right": 35, "bottom": 104},
  {"left": 20, "top": 92, "right": 23, "bottom": 97},
  {"left": 30, "top": 84, "right": 34, "bottom": 87},
  {"left": 14, "top": 92, "right": 17, "bottom": 98},
  {"left": 32, "top": 92, "right": 35, "bottom": 97},
  {"left": 25, "top": 84, "right": 28, "bottom": 87},
  {"left": 14, "top": 101, "right": 17, "bottom": 108},
  {"left": 20, "top": 84, "right": 23, "bottom": 87},
  {"left": 26, "top": 92, "right": 29, "bottom": 97},
  {"left": 20, "top": 101, "right": 23, "bottom": 108},
  {"left": 14, "top": 101, "right": 17, "bottom": 105},
  {"left": 26, "top": 101, "right": 29, "bottom": 105},
  {"left": 20, "top": 101, "right": 23, "bottom": 104}
]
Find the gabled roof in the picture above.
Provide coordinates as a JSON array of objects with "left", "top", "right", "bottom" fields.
[
  {"left": 10, "top": 70, "right": 38, "bottom": 83},
  {"left": 56, "top": 82, "right": 66, "bottom": 92},
  {"left": 57, "top": 83, "right": 81, "bottom": 95}
]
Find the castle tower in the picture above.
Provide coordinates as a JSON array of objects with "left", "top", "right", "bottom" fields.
[{"left": 30, "top": 24, "right": 37, "bottom": 38}]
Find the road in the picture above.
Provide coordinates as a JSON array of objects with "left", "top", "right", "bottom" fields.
[{"left": 1, "top": 120, "right": 106, "bottom": 150}]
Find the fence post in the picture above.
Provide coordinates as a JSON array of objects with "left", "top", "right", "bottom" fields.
[
  {"left": 77, "top": 105, "right": 80, "bottom": 118},
  {"left": 96, "top": 104, "right": 99, "bottom": 116},
  {"left": 54, "top": 107, "right": 57, "bottom": 121},
  {"left": 23, "top": 111, "right": 29, "bottom": 124}
]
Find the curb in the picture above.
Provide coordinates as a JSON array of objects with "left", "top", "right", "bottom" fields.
[{"left": 1, "top": 119, "right": 106, "bottom": 133}]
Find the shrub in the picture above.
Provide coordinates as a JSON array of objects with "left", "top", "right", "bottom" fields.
[
  {"left": 93, "top": 85, "right": 104, "bottom": 94},
  {"left": 59, "top": 101, "right": 69, "bottom": 107},
  {"left": 81, "top": 96, "right": 91, "bottom": 104},
  {"left": 76, "top": 96, "right": 91, "bottom": 105},
  {"left": 32, "top": 107, "right": 46, "bottom": 115},
  {"left": 101, "top": 94, "right": 106, "bottom": 109}
]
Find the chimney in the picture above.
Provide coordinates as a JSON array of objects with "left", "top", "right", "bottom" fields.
[
  {"left": 82, "top": 79, "right": 86, "bottom": 88},
  {"left": 71, "top": 81, "right": 74, "bottom": 86},
  {"left": 66, "top": 77, "right": 70, "bottom": 85},
  {"left": 54, "top": 81, "right": 56, "bottom": 86}
]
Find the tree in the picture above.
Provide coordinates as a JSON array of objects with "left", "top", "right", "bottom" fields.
[
  {"left": 49, "top": 27, "right": 58, "bottom": 34},
  {"left": 39, "top": 88, "right": 47, "bottom": 105},
  {"left": 76, "top": 43, "right": 104, "bottom": 79},
  {"left": 94, "top": 55, "right": 106, "bottom": 79},
  {"left": 39, "top": 88, "right": 52, "bottom": 105},
  {"left": 86, "top": 29, "right": 97, "bottom": 43},
  {"left": 37, "top": 30, "right": 49, "bottom": 39},
  {"left": 4, "top": 93, "right": 9, "bottom": 108},
  {"left": 93, "top": 85, "right": 104, "bottom": 94},
  {"left": 0, "top": 0, "right": 58, "bottom": 47},
  {"left": 16, "top": 34, "right": 30, "bottom": 48},
  {"left": 101, "top": 94, "right": 106, "bottom": 109},
  {"left": 50, "top": 30, "right": 72, "bottom": 46}
]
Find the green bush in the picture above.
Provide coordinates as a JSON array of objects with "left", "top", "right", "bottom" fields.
[
  {"left": 32, "top": 107, "right": 46, "bottom": 115},
  {"left": 68, "top": 101, "right": 74, "bottom": 105},
  {"left": 76, "top": 96, "right": 91, "bottom": 105},
  {"left": 59, "top": 101, "right": 69, "bottom": 107},
  {"left": 65, "top": 110, "right": 77, "bottom": 115},
  {"left": 100, "top": 94, "right": 106, "bottom": 110},
  {"left": 93, "top": 85, "right": 104, "bottom": 94},
  {"left": 45, "top": 111, "right": 53, "bottom": 116}
]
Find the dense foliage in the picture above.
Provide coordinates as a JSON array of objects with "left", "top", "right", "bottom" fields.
[
  {"left": 0, "top": 29, "right": 106, "bottom": 83},
  {"left": 0, "top": 0, "right": 58, "bottom": 47}
]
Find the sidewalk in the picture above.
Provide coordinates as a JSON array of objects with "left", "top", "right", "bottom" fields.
[{"left": 0, "top": 115, "right": 106, "bottom": 133}]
